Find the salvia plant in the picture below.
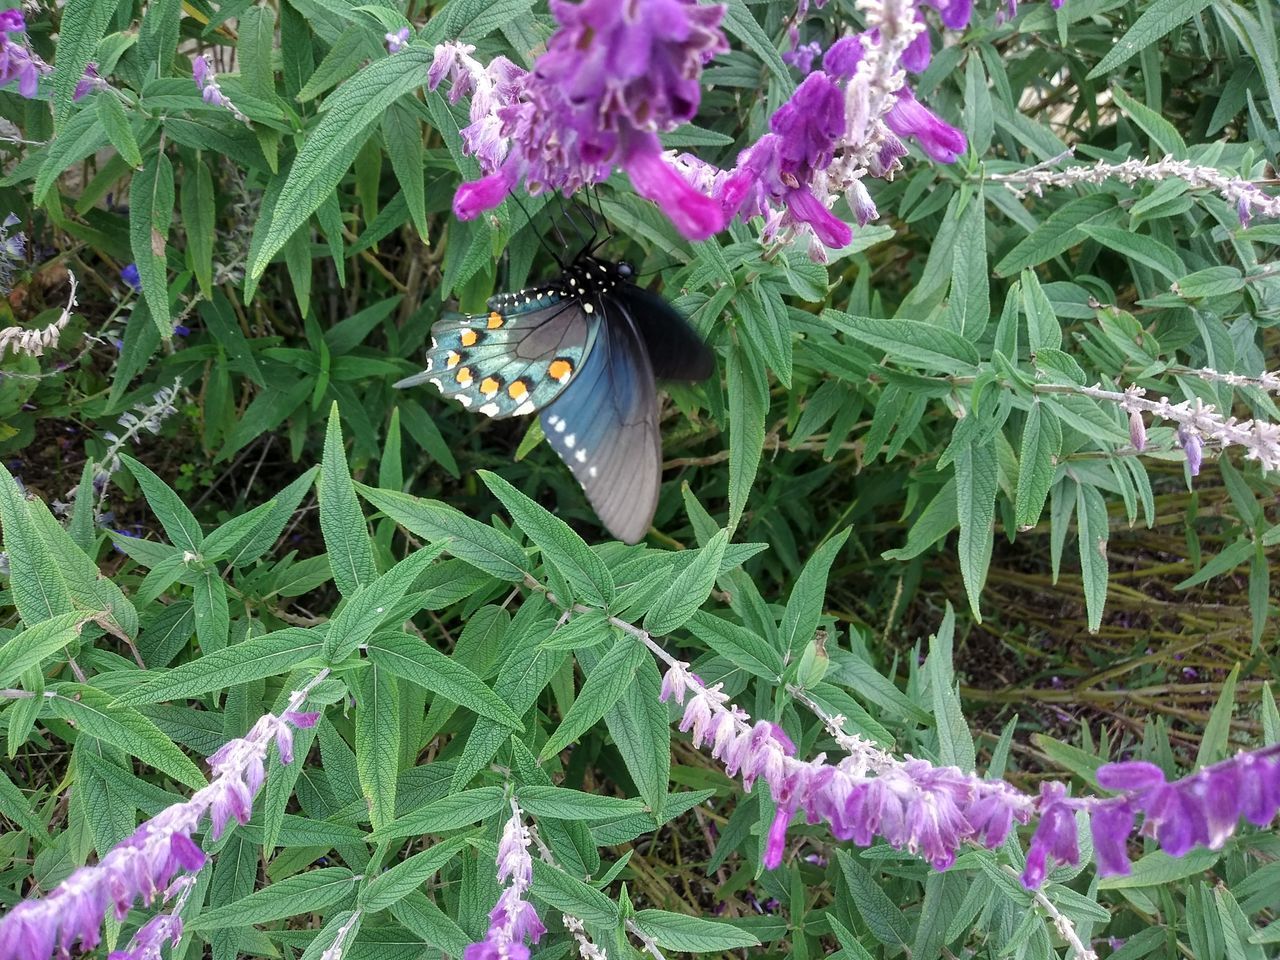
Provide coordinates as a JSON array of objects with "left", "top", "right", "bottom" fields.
[{"left": 0, "top": 0, "right": 1277, "bottom": 958}]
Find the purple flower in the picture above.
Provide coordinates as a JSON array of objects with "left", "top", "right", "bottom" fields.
[
  {"left": 121, "top": 263, "right": 141, "bottom": 291},
  {"left": 465, "top": 801, "right": 545, "bottom": 960},
  {"left": 902, "top": 16, "right": 932, "bottom": 72},
  {"left": 783, "top": 40, "right": 822, "bottom": 73},
  {"left": 1177, "top": 425, "right": 1203, "bottom": 476},
  {"left": 1022, "top": 782, "right": 1079, "bottom": 887},
  {"left": 192, "top": 54, "right": 249, "bottom": 123},
  {"left": 0, "top": 682, "right": 322, "bottom": 960},
  {"left": 1128, "top": 410, "right": 1147, "bottom": 451},
  {"left": 0, "top": 13, "right": 50, "bottom": 99},
  {"left": 923, "top": 0, "right": 973, "bottom": 30},
  {"left": 385, "top": 27, "right": 411, "bottom": 54},
  {"left": 436, "top": 0, "right": 730, "bottom": 240},
  {"left": 73, "top": 61, "right": 108, "bottom": 100},
  {"left": 822, "top": 35, "right": 864, "bottom": 79},
  {"left": 885, "top": 89, "right": 967, "bottom": 163}
]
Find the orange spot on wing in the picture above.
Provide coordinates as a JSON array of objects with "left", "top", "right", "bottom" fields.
[
  {"left": 460, "top": 329, "right": 479, "bottom": 346},
  {"left": 480, "top": 377, "right": 500, "bottom": 397},
  {"left": 548, "top": 359, "right": 573, "bottom": 382},
  {"left": 446, "top": 351, "right": 462, "bottom": 369},
  {"left": 487, "top": 312, "right": 505, "bottom": 329},
  {"left": 456, "top": 366, "right": 473, "bottom": 386},
  {"left": 507, "top": 379, "right": 529, "bottom": 401}
]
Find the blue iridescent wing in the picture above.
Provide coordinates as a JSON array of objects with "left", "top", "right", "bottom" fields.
[
  {"left": 614, "top": 285, "right": 715, "bottom": 382},
  {"left": 540, "top": 303, "right": 660, "bottom": 544},
  {"left": 394, "top": 292, "right": 599, "bottom": 418}
]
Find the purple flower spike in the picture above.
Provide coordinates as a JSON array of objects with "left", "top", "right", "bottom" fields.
[
  {"left": 121, "top": 263, "right": 141, "bottom": 291},
  {"left": 901, "top": 16, "right": 933, "bottom": 73},
  {"left": 1022, "top": 783, "right": 1080, "bottom": 888},
  {"left": 885, "top": 90, "right": 968, "bottom": 164},
  {"left": 0, "top": 12, "right": 51, "bottom": 99},
  {"left": 465, "top": 800, "right": 545, "bottom": 960},
  {"left": 783, "top": 40, "right": 823, "bottom": 73},
  {"left": 923, "top": 0, "right": 974, "bottom": 30},
  {"left": 0, "top": 677, "right": 325, "bottom": 959}
]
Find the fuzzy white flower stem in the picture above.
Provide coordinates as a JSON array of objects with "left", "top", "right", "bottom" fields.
[
  {"left": 0, "top": 270, "right": 78, "bottom": 357},
  {"left": 986, "top": 149, "right": 1280, "bottom": 223},
  {"left": 1005, "top": 865, "right": 1099, "bottom": 960}
]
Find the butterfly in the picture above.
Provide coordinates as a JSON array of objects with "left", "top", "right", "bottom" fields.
[{"left": 395, "top": 255, "right": 714, "bottom": 544}]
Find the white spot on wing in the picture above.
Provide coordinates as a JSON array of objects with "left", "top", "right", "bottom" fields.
[
  {"left": 479, "top": 402, "right": 500, "bottom": 417},
  {"left": 429, "top": 378, "right": 442, "bottom": 390},
  {"left": 555, "top": 419, "right": 566, "bottom": 433},
  {"left": 583, "top": 303, "right": 594, "bottom": 314},
  {"left": 514, "top": 400, "right": 535, "bottom": 416},
  {"left": 547, "top": 415, "right": 561, "bottom": 428},
  {"left": 564, "top": 434, "right": 576, "bottom": 448},
  {"left": 574, "top": 449, "right": 586, "bottom": 463},
  {"left": 588, "top": 466, "right": 598, "bottom": 478},
  {"left": 456, "top": 395, "right": 472, "bottom": 407}
]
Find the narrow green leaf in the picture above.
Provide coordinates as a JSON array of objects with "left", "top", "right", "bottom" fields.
[
  {"left": 516, "top": 786, "right": 645, "bottom": 820},
  {"left": 1078, "top": 224, "right": 1185, "bottom": 282},
  {"left": 320, "top": 403, "right": 378, "bottom": 596},
  {"left": 1075, "top": 483, "right": 1110, "bottom": 633},
  {"left": 480, "top": 471, "right": 614, "bottom": 606},
  {"left": 603, "top": 654, "right": 670, "bottom": 819},
  {"left": 631, "top": 911, "right": 761, "bottom": 952},
  {"left": 96, "top": 94, "right": 142, "bottom": 167},
  {"left": 540, "top": 636, "right": 646, "bottom": 761},
  {"left": 375, "top": 786, "right": 505, "bottom": 840},
  {"left": 382, "top": 103, "right": 428, "bottom": 241},
  {"left": 358, "top": 483, "right": 529, "bottom": 581},
  {"left": 366, "top": 632, "right": 524, "bottom": 728},
  {"left": 356, "top": 664, "right": 400, "bottom": 831},
  {"left": 823, "top": 310, "right": 981, "bottom": 370},
  {"left": 643, "top": 530, "right": 728, "bottom": 636},
  {"left": 119, "top": 454, "right": 203, "bottom": 553},
  {"left": 954, "top": 438, "right": 999, "bottom": 621},
  {"left": 183, "top": 162, "right": 216, "bottom": 299},
  {"left": 360, "top": 836, "right": 471, "bottom": 912},
  {"left": 1086, "top": 0, "right": 1213, "bottom": 78},
  {"left": 249, "top": 48, "right": 431, "bottom": 279},
  {"left": 193, "top": 567, "right": 230, "bottom": 654},
  {"left": 51, "top": 683, "right": 206, "bottom": 788},
  {"left": 129, "top": 151, "right": 175, "bottom": 338},
  {"left": 0, "top": 613, "right": 91, "bottom": 687},
  {"left": 1014, "top": 402, "right": 1062, "bottom": 529},
  {"left": 727, "top": 342, "right": 767, "bottom": 532},
  {"left": 779, "top": 528, "right": 851, "bottom": 657},
  {"left": 835, "top": 850, "right": 911, "bottom": 948},
  {"left": 684, "top": 611, "right": 784, "bottom": 679},
  {"left": 1196, "top": 664, "right": 1239, "bottom": 767},
  {"left": 52, "top": 0, "right": 115, "bottom": 127},
  {"left": 323, "top": 544, "right": 445, "bottom": 662},
  {"left": 0, "top": 468, "right": 73, "bottom": 624},
  {"left": 994, "top": 195, "right": 1118, "bottom": 277},
  {"left": 189, "top": 868, "right": 356, "bottom": 930}
]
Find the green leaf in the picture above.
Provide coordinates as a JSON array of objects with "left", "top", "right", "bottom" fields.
[
  {"left": 1175, "top": 266, "right": 1245, "bottom": 299},
  {"left": 129, "top": 151, "right": 175, "bottom": 339},
  {"left": 528, "top": 856, "right": 619, "bottom": 925},
  {"left": 1196, "top": 664, "right": 1239, "bottom": 767},
  {"left": 1086, "top": 0, "right": 1213, "bottom": 78},
  {"left": 644, "top": 530, "right": 729, "bottom": 636},
  {"left": 358, "top": 484, "right": 529, "bottom": 581},
  {"left": 994, "top": 195, "right": 1118, "bottom": 277},
  {"left": 188, "top": 868, "right": 356, "bottom": 930},
  {"left": 323, "top": 544, "right": 445, "bottom": 662},
  {"left": 684, "top": 611, "right": 784, "bottom": 680},
  {"left": 1020, "top": 269, "right": 1062, "bottom": 354},
  {"left": 516, "top": 785, "right": 645, "bottom": 820},
  {"left": 119, "top": 454, "right": 203, "bottom": 553},
  {"left": 1097, "top": 848, "right": 1220, "bottom": 888},
  {"left": 201, "top": 500, "right": 280, "bottom": 562},
  {"left": 366, "top": 632, "right": 524, "bottom": 728},
  {"left": 360, "top": 836, "right": 471, "bottom": 912},
  {"left": 1014, "top": 402, "right": 1062, "bottom": 529},
  {"left": 375, "top": 787, "right": 505, "bottom": 840},
  {"left": 193, "top": 567, "right": 230, "bottom": 654},
  {"left": 51, "top": 683, "right": 206, "bottom": 788},
  {"left": 117, "top": 629, "right": 324, "bottom": 704},
  {"left": 249, "top": 48, "right": 430, "bottom": 280},
  {"left": 32, "top": 109, "right": 109, "bottom": 204},
  {"left": 954, "top": 437, "right": 999, "bottom": 621},
  {"left": 383, "top": 103, "right": 428, "bottom": 241},
  {"left": 96, "top": 94, "right": 142, "bottom": 168},
  {"left": 721, "top": 0, "right": 792, "bottom": 85},
  {"left": 226, "top": 468, "right": 319, "bottom": 568},
  {"left": 0, "top": 468, "right": 73, "bottom": 624},
  {"left": 0, "top": 767, "right": 47, "bottom": 837},
  {"left": 52, "top": 0, "right": 115, "bottom": 127},
  {"left": 835, "top": 850, "right": 911, "bottom": 948},
  {"left": 631, "top": 911, "right": 761, "bottom": 952},
  {"left": 320, "top": 404, "right": 378, "bottom": 596},
  {"left": 0, "top": 613, "right": 91, "bottom": 687},
  {"left": 603, "top": 654, "right": 670, "bottom": 819},
  {"left": 1075, "top": 482, "right": 1110, "bottom": 632},
  {"left": 540, "top": 636, "right": 646, "bottom": 761},
  {"left": 183, "top": 162, "right": 216, "bottom": 299},
  {"left": 727, "top": 342, "right": 767, "bottom": 533},
  {"left": 1110, "top": 85, "right": 1186, "bottom": 157},
  {"left": 1078, "top": 224, "right": 1185, "bottom": 282},
  {"left": 824, "top": 310, "right": 980, "bottom": 371},
  {"left": 779, "top": 529, "right": 850, "bottom": 657},
  {"left": 355, "top": 663, "right": 400, "bottom": 831},
  {"left": 480, "top": 471, "right": 614, "bottom": 606}
]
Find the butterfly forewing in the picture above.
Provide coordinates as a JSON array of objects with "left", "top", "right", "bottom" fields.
[{"left": 540, "top": 302, "right": 661, "bottom": 545}]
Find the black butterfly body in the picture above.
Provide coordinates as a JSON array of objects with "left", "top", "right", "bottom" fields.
[{"left": 395, "top": 257, "right": 713, "bottom": 543}]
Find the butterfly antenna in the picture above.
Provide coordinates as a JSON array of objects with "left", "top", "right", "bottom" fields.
[
  {"left": 585, "top": 187, "right": 610, "bottom": 256},
  {"left": 557, "top": 193, "right": 593, "bottom": 261},
  {"left": 509, "top": 189, "right": 566, "bottom": 270}
]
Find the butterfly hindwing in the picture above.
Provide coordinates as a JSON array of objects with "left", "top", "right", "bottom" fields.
[
  {"left": 407, "top": 298, "right": 598, "bottom": 418},
  {"left": 540, "top": 303, "right": 660, "bottom": 545}
]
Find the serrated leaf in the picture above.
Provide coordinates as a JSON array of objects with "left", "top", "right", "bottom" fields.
[
  {"left": 835, "top": 850, "right": 911, "bottom": 947},
  {"left": 323, "top": 544, "right": 445, "bottom": 662},
  {"left": 1076, "top": 482, "right": 1109, "bottom": 632},
  {"left": 779, "top": 528, "right": 850, "bottom": 657},
  {"left": 603, "top": 654, "right": 670, "bottom": 819},
  {"left": 188, "top": 868, "right": 356, "bottom": 930},
  {"left": 119, "top": 454, "right": 203, "bottom": 553},
  {"left": 52, "top": 0, "right": 115, "bottom": 127},
  {"left": 227, "top": 468, "right": 319, "bottom": 568},
  {"left": 249, "top": 48, "right": 431, "bottom": 279},
  {"left": 52, "top": 683, "right": 206, "bottom": 788},
  {"left": 540, "top": 636, "right": 646, "bottom": 761},
  {"left": 358, "top": 484, "right": 529, "bottom": 581},
  {"left": 117, "top": 629, "right": 324, "bottom": 704},
  {"left": 1086, "top": 0, "right": 1213, "bottom": 78},
  {"left": 1015, "top": 402, "right": 1062, "bottom": 529},
  {"left": 516, "top": 786, "right": 645, "bottom": 820},
  {"left": 360, "top": 836, "right": 471, "bottom": 912},
  {"left": 684, "top": 611, "right": 783, "bottom": 680},
  {"left": 129, "top": 151, "right": 174, "bottom": 338},
  {"left": 1078, "top": 224, "right": 1185, "bottom": 282},
  {"left": 375, "top": 787, "right": 505, "bottom": 840},
  {"left": 366, "top": 632, "right": 523, "bottom": 728},
  {"left": 0, "top": 468, "right": 73, "bottom": 624},
  {"left": 955, "top": 437, "right": 998, "bottom": 621},
  {"left": 528, "top": 856, "right": 619, "bottom": 925},
  {"left": 1097, "top": 848, "right": 1220, "bottom": 888},
  {"left": 355, "top": 663, "right": 400, "bottom": 831},
  {"left": 727, "top": 341, "right": 767, "bottom": 533},
  {"left": 823, "top": 310, "right": 980, "bottom": 371},
  {"left": 994, "top": 195, "right": 1118, "bottom": 277},
  {"left": 96, "top": 93, "right": 142, "bottom": 167},
  {"left": 320, "top": 404, "right": 378, "bottom": 596},
  {"left": 480, "top": 471, "right": 614, "bottom": 606},
  {"left": 644, "top": 530, "right": 728, "bottom": 636},
  {"left": 631, "top": 911, "right": 761, "bottom": 952},
  {"left": 0, "top": 613, "right": 91, "bottom": 687}
]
